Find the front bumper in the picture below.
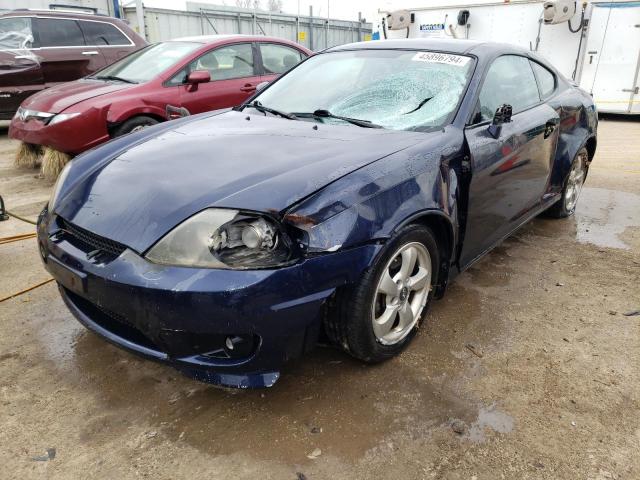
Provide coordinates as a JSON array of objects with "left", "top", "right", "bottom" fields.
[
  {"left": 9, "top": 108, "right": 109, "bottom": 155},
  {"left": 38, "top": 210, "right": 379, "bottom": 388}
]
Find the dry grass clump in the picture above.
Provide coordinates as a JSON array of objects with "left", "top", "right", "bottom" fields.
[
  {"left": 41, "top": 147, "right": 71, "bottom": 180},
  {"left": 14, "top": 142, "right": 42, "bottom": 168}
]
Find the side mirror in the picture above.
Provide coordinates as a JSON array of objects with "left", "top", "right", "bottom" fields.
[
  {"left": 255, "top": 81, "right": 269, "bottom": 92},
  {"left": 186, "top": 70, "right": 210, "bottom": 91},
  {"left": 488, "top": 104, "right": 513, "bottom": 138}
]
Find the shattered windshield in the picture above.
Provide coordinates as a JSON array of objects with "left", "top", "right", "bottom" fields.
[{"left": 253, "top": 49, "right": 474, "bottom": 131}]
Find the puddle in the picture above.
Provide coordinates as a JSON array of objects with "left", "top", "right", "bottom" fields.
[
  {"left": 467, "top": 403, "right": 514, "bottom": 442},
  {"left": 575, "top": 187, "right": 640, "bottom": 249}
]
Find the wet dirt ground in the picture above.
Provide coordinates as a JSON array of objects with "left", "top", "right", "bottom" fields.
[{"left": 0, "top": 118, "right": 639, "bottom": 479}]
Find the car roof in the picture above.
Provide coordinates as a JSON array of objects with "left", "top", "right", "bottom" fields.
[
  {"left": 171, "top": 34, "right": 297, "bottom": 45},
  {"left": 1, "top": 9, "right": 119, "bottom": 21},
  {"left": 326, "top": 38, "right": 530, "bottom": 56}
]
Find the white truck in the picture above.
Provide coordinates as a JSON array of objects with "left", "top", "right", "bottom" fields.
[{"left": 377, "top": 0, "right": 640, "bottom": 114}]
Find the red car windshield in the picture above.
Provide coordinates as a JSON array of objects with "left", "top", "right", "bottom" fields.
[{"left": 92, "top": 41, "right": 201, "bottom": 84}]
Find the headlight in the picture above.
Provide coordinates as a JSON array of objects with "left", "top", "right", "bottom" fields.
[
  {"left": 48, "top": 160, "right": 73, "bottom": 210},
  {"left": 145, "top": 208, "right": 295, "bottom": 269},
  {"left": 14, "top": 107, "right": 55, "bottom": 123},
  {"left": 48, "top": 113, "right": 81, "bottom": 125}
]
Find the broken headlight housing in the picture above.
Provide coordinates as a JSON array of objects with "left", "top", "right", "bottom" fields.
[{"left": 145, "top": 208, "right": 295, "bottom": 269}]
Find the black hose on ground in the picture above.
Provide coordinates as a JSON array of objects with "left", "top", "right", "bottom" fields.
[{"left": 0, "top": 195, "right": 38, "bottom": 225}]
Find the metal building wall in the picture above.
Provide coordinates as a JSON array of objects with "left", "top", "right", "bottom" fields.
[{"left": 123, "top": 4, "right": 372, "bottom": 50}]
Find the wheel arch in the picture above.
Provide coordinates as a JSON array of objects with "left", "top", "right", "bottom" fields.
[
  {"left": 585, "top": 135, "right": 597, "bottom": 162},
  {"left": 107, "top": 112, "right": 166, "bottom": 138},
  {"left": 392, "top": 210, "right": 455, "bottom": 299}
]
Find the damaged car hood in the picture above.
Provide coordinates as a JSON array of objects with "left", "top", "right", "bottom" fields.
[
  {"left": 22, "top": 78, "right": 131, "bottom": 113},
  {"left": 55, "top": 111, "right": 428, "bottom": 253}
]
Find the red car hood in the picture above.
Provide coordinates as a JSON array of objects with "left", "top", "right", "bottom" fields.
[{"left": 22, "top": 79, "right": 132, "bottom": 113}]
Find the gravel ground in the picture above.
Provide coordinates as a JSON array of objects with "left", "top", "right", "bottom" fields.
[{"left": 0, "top": 117, "right": 638, "bottom": 479}]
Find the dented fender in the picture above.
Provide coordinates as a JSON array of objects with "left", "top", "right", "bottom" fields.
[{"left": 285, "top": 126, "right": 464, "bottom": 264}]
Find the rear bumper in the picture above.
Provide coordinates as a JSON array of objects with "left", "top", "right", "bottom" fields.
[
  {"left": 9, "top": 107, "right": 109, "bottom": 155},
  {"left": 38, "top": 209, "right": 379, "bottom": 388}
]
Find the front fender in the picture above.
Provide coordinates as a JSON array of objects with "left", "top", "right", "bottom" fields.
[
  {"left": 285, "top": 127, "right": 464, "bottom": 255},
  {"left": 106, "top": 104, "right": 168, "bottom": 124}
]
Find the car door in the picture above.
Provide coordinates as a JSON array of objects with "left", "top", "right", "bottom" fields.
[
  {"left": 35, "top": 16, "right": 107, "bottom": 87},
  {"left": 459, "top": 54, "right": 560, "bottom": 267},
  {"left": 257, "top": 42, "right": 306, "bottom": 83},
  {"left": 0, "top": 16, "right": 44, "bottom": 118},
  {"left": 176, "top": 42, "right": 261, "bottom": 114},
  {"left": 78, "top": 19, "right": 136, "bottom": 66}
]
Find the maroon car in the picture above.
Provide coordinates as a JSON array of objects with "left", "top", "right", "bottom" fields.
[
  {"left": 0, "top": 9, "right": 146, "bottom": 120},
  {"left": 9, "top": 35, "right": 311, "bottom": 156}
]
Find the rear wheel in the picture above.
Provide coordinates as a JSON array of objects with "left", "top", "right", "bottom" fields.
[
  {"left": 112, "top": 115, "right": 159, "bottom": 137},
  {"left": 547, "top": 147, "right": 588, "bottom": 218},
  {"left": 324, "top": 224, "right": 439, "bottom": 362}
]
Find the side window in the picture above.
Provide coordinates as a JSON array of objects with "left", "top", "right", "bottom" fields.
[
  {"left": 0, "top": 17, "right": 35, "bottom": 49},
  {"left": 477, "top": 55, "right": 541, "bottom": 123},
  {"left": 189, "top": 43, "right": 255, "bottom": 81},
  {"left": 79, "top": 21, "right": 130, "bottom": 46},
  {"left": 36, "top": 18, "right": 85, "bottom": 47},
  {"left": 530, "top": 61, "right": 556, "bottom": 99},
  {"left": 259, "top": 43, "right": 304, "bottom": 74}
]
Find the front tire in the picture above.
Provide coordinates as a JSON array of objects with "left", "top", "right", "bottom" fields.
[
  {"left": 112, "top": 115, "right": 159, "bottom": 137},
  {"left": 547, "top": 147, "right": 588, "bottom": 218},
  {"left": 324, "top": 224, "right": 440, "bottom": 362}
]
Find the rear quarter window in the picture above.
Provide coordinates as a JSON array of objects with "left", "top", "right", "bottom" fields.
[{"left": 531, "top": 60, "right": 556, "bottom": 99}]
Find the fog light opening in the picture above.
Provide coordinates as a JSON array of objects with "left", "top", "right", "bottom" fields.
[{"left": 201, "top": 335, "right": 257, "bottom": 360}]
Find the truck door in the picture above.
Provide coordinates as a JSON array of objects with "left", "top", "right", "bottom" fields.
[
  {"left": 460, "top": 55, "right": 559, "bottom": 268},
  {"left": 0, "top": 16, "right": 44, "bottom": 118},
  {"left": 579, "top": 2, "right": 640, "bottom": 114},
  {"left": 35, "top": 16, "right": 107, "bottom": 88}
]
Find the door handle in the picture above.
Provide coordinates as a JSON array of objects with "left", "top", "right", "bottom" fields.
[
  {"left": 544, "top": 120, "right": 557, "bottom": 139},
  {"left": 13, "top": 55, "right": 33, "bottom": 60},
  {"left": 240, "top": 84, "right": 256, "bottom": 92},
  {"left": 82, "top": 51, "right": 99, "bottom": 55},
  {"left": 622, "top": 87, "right": 639, "bottom": 94}
]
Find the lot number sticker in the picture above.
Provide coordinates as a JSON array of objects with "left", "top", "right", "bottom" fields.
[{"left": 411, "top": 51, "right": 470, "bottom": 67}]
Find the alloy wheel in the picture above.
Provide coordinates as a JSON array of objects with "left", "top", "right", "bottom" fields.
[
  {"left": 564, "top": 152, "right": 587, "bottom": 212},
  {"left": 371, "top": 242, "right": 432, "bottom": 345}
]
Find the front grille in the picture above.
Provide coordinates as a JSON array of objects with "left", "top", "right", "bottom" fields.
[
  {"left": 64, "top": 288, "right": 160, "bottom": 352},
  {"left": 58, "top": 218, "right": 127, "bottom": 257}
]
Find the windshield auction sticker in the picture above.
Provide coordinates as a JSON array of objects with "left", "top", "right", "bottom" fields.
[{"left": 411, "top": 52, "right": 470, "bottom": 66}]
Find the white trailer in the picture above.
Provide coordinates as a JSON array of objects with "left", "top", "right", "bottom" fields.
[{"left": 377, "top": 0, "right": 640, "bottom": 114}]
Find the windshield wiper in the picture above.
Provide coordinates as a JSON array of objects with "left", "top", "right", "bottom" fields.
[
  {"left": 294, "top": 109, "right": 383, "bottom": 129},
  {"left": 404, "top": 97, "right": 433, "bottom": 115},
  {"left": 93, "top": 75, "right": 136, "bottom": 84},
  {"left": 243, "top": 101, "right": 296, "bottom": 120}
]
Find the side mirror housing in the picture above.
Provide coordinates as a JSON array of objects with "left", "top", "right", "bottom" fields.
[
  {"left": 488, "top": 104, "right": 513, "bottom": 138},
  {"left": 255, "top": 81, "right": 269, "bottom": 92},
  {"left": 186, "top": 70, "right": 210, "bottom": 91}
]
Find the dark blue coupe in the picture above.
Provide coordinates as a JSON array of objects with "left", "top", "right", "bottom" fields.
[{"left": 38, "top": 39, "right": 597, "bottom": 388}]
